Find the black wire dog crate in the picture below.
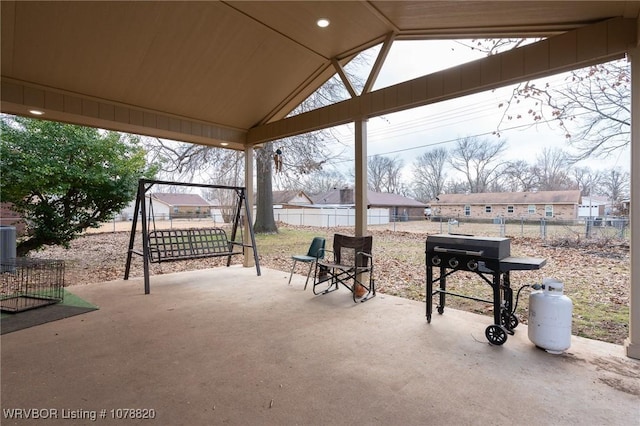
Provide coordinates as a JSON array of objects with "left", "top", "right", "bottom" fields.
[{"left": 1, "top": 258, "right": 65, "bottom": 313}]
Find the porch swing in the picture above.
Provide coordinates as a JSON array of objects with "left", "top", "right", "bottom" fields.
[{"left": 124, "top": 179, "right": 261, "bottom": 294}]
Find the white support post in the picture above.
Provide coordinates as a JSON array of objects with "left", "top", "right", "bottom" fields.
[
  {"left": 354, "top": 118, "right": 368, "bottom": 237},
  {"left": 626, "top": 48, "right": 640, "bottom": 359}
]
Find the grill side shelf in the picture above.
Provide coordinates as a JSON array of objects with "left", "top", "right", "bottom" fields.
[{"left": 499, "top": 257, "right": 547, "bottom": 271}]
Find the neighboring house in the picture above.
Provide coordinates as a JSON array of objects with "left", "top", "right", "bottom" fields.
[
  {"left": 119, "top": 193, "right": 213, "bottom": 221},
  {"left": 578, "top": 195, "right": 611, "bottom": 218},
  {"left": 313, "top": 188, "right": 427, "bottom": 221},
  {"left": 150, "top": 193, "right": 213, "bottom": 219},
  {"left": 431, "top": 190, "right": 582, "bottom": 221},
  {"left": 272, "top": 190, "right": 314, "bottom": 207}
]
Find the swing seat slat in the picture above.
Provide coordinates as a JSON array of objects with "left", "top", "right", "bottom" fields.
[{"left": 147, "top": 228, "right": 245, "bottom": 263}]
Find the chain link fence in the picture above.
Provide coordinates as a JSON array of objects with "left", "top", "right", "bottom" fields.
[
  {"left": 387, "top": 215, "right": 630, "bottom": 241},
  {"left": 94, "top": 210, "right": 630, "bottom": 242}
]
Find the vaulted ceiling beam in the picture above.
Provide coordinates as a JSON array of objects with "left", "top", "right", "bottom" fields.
[
  {"left": 363, "top": 32, "right": 396, "bottom": 94},
  {"left": 247, "top": 17, "right": 637, "bottom": 145}
]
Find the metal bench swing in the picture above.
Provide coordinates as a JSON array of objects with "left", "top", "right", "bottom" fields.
[{"left": 124, "top": 179, "right": 261, "bottom": 294}]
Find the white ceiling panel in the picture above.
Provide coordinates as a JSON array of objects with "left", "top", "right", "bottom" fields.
[{"left": 2, "top": 1, "right": 639, "bottom": 146}]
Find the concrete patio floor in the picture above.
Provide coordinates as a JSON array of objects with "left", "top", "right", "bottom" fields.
[{"left": 1, "top": 266, "right": 639, "bottom": 425}]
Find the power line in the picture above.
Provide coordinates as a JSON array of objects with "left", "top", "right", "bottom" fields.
[
  {"left": 311, "top": 62, "right": 628, "bottom": 171},
  {"left": 329, "top": 114, "right": 581, "bottom": 165},
  {"left": 324, "top": 73, "right": 576, "bottom": 150}
]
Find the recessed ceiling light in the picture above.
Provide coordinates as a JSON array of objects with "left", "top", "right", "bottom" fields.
[
  {"left": 29, "top": 109, "right": 44, "bottom": 115},
  {"left": 220, "top": 142, "right": 229, "bottom": 146},
  {"left": 316, "top": 18, "right": 330, "bottom": 28}
]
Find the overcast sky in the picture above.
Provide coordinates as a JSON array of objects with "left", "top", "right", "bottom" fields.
[{"left": 324, "top": 40, "right": 631, "bottom": 181}]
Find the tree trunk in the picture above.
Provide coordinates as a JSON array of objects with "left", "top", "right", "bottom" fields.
[{"left": 253, "top": 145, "right": 278, "bottom": 233}]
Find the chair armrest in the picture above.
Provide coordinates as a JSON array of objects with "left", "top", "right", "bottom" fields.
[
  {"left": 357, "top": 251, "right": 372, "bottom": 259},
  {"left": 356, "top": 251, "right": 373, "bottom": 267},
  {"left": 357, "top": 251, "right": 373, "bottom": 262}
]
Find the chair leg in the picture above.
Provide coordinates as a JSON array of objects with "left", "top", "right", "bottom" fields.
[
  {"left": 351, "top": 270, "right": 376, "bottom": 303},
  {"left": 313, "top": 266, "right": 338, "bottom": 295},
  {"left": 357, "top": 271, "right": 376, "bottom": 303},
  {"left": 303, "top": 262, "right": 314, "bottom": 290},
  {"left": 288, "top": 259, "right": 298, "bottom": 285}
]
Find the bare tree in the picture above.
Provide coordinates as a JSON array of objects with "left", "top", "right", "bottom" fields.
[
  {"left": 464, "top": 40, "right": 630, "bottom": 162},
  {"left": 142, "top": 137, "right": 245, "bottom": 222},
  {"left": 200, "top": 154, "right": 245, "bottom": 223},
  {"left": 486, "top": 179, "right": 507, "bottom": 193},
  {"left": 300, "top": 169, "right": 348, "bottom": 196},
  {"left": 484, "top": 51, "right": 630, "bottom": 161},
  {"left": 454, "top": 38, "right": 533, "bottom": 56},
  {"left": 411, "top": 147, "right": 448, "bottom": 202},
  {"left": 601, "top": 168, "right": 630, "bottom": 213},
  {"left": 533, "top": 147, "right": 574, "bottom": 191},
  {"left": 144, "top": 138, "right": 240, "bottom": 183},
  {"left": 254, "top": 56, "right": 371, "bottom": 232},
  {"left": 395, "top": 183, "right": 412, "bottom": 197},
  {"left": 367, "top": 155, "right": 404, "bottom": 193},
  {"left": 448, "top": 136, "right": 508, "bottom": 193},
  {"left": 269, "top": 131, "right": 335, "bottom": 191},
  {"left": 515, "top": 61, "right": 630, "bottom": 161},
  {"left": 443, "top": 179, "right": 469, "bottom": 194},
  {"left": 571, "top": 166, "right": 601, "bottom": 196},
  {"left": 501, "top": 160, "right": 538, "bottom": 192}
]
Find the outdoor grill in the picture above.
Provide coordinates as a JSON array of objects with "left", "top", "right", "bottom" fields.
[{"left": 425, "top": 233, "right": 546, "bottom": 345}]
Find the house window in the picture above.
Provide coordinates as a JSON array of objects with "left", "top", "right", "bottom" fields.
[
  {"left": 173, "top": 206, "right": 179, "bottom": 214},
  {"left": 485, "top": 205, "right": 492, "bottom": 213},
  {"left": 528, "top": 205, "right": 535, "bottom": 215},
  {"left": 464, "top": 205, "right": 471, "bottom": 216},
  {"left": 545, "top": 205, "right": 553, "bottom": 217},
  {"left": 507, "top": 205, "right": 514, "bottom": 214},
  {"left": 195, "top": 206, "right": 201, "bottom": 214}
]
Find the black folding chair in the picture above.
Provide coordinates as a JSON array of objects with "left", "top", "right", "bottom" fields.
[{"left": 313, "top": 234, "right": 375, "bottom": 303}]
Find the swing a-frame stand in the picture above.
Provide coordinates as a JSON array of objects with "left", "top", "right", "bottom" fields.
[{"left": 124, "top": 179, "right": 261, "bottom": 294}]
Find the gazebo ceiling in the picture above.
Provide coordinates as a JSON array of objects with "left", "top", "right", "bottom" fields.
[{"left": 2, "top": 1, "right": 640, "bottom": 150}]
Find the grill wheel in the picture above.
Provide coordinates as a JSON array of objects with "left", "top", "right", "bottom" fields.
[
  {"left": 485, "top": 325, "right": 508, "bottom": 345},
  {"left": 501, "top": 312, "right": 519, "bottom": 330}
]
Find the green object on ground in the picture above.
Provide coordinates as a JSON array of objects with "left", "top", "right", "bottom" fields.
[
  {"left": 1, "top": 289, "right": 98, "bottom": 334},
  {"left": 59, "top": 289, "right": 99, "bottom": 309}
]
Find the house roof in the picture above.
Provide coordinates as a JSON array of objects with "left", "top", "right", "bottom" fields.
[
  {"left": 150, "top": 193, "right": 211, "bottom": 207},
  {"left": 272, "top": 190, "right": 313, "bottom": 205},
  {"left": 313, "top": 189, "right": 427, "bottom": 208},
  {"left": 433, "top": 190, "right": 582, "bottom": 205},
  {"left": 368, "top": 192, "right": 427, "bottom": 208},
  {"left": 2, "top": 2, "right": 637, "bottom": 150},
  {"left": 581, "top": 195, "right": 610, "bottom": 204}
]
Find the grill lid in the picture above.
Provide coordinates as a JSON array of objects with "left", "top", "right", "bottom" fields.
[{"left": 426, "top": 234, "right": 511, "bottom": 260}]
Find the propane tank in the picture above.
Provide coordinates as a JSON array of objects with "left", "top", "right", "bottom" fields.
[{"left": 528, "top": 278, "right": 573, "bottom": 354}]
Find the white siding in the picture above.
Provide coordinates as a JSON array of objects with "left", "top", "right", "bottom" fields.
[{"left": 274, "top": 208, "right": 390, "bottom": 227}]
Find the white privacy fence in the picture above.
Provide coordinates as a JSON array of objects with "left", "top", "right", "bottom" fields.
[{"left": 274, "top": 208, "right": 391, "bottom": 227}]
